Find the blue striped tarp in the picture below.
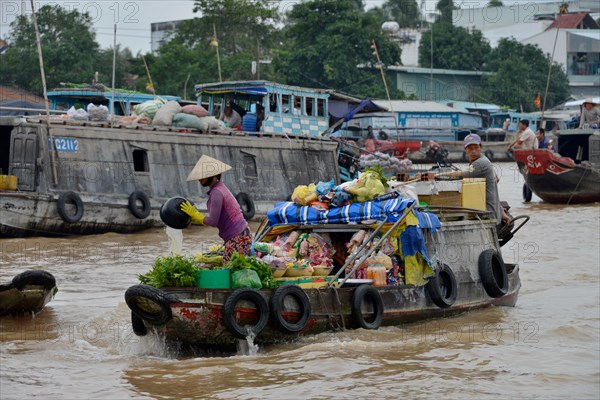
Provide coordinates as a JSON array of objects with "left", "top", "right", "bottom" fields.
[{"left": 266, "top": 198, "right": 441, "bottom": 232}]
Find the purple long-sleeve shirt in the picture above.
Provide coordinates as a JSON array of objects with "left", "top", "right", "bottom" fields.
[{"left": 204, "top": 181, "right": 248, "bottom": 242}]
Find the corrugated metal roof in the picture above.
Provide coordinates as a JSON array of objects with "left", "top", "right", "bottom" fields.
[
  {"left": 547, "top": 13, "right": 599, "bottom": 30},
  {"left": 386, "top": 66, "right": 492, "bottom": 76},
  {"left": 374, "top": 99, "right": 466, "bottom": 113},
  {"left": 568, "top": 30, "right": 600, "bottom": 41}
]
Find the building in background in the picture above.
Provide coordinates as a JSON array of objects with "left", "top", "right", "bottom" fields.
[
  {"left": 150, "top": 20, "right": 185, "bottom": 53},
  {"left": 385, "top": 66, "right": 492, "bottom": 102}
]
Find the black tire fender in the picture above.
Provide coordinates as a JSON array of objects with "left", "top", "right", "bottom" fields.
[
  {"left": 426, "top": 263, "right": 458, "bottom": 308},
  {"left": 522, "top": 184, "right": 533, "bottom": 203},
  {"left": 128, "top": 191, "right": 151, "bottom": 219},
  {"left": 12, "top": 270, "right": 56, "bottom": 291},
  {"left": 57, "top": 191, "right": 84, "bottom": 223},
  {"left": 124, "top": 284, "right": 178, "bottom": 325},
  {"left": 351, "top": 284, "right": 384, "bottom": 330},
  {"left": 484, "top": 149, "right": 494, "bottom": 160},
  {"left": 222, "top": 288, "right": 269, "bottom": 339},
  {"left": 478, "top": 249, "right": 509, "bottom": 298},
  {"left": 269, "top": 285, "right": 311, "bottom": 334},
  {"left": 131, "top": 311, "right": 148, "bottom": 336},
  {"left": 235, "top": 192, "right": 256, "bottom": 220}
]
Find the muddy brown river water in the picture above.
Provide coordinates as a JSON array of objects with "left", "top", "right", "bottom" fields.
[{"left": 1, "top": 162, "right": 599, "bottom": 399}]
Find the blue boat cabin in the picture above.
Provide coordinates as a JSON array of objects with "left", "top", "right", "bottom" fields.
[{"left": 195, "top": 81, "right": 330, "bottom": 137}]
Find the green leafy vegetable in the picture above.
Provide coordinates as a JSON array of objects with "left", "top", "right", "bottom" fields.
[
  {"left": 226, "top": 252, "right": 280, "bottom": 289},
  {"left": 139, "top": 255, "right": 199, "bottom": 287},
  {"left": 365, "top": 165, "right": 389, "bottom": 188}
]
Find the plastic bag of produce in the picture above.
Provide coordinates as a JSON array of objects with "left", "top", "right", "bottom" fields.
[
  {"left": 87, "top": 103, "right": 109, "bottom": 121},
  {"left": 231, "top": 269, "right": 262, "bottom": 289},
  {"left": 133, "top": 97, "right": 166, "bottom": 119},
  {"left": 181, "top": 104, "right": 209, "bottom": 118},
  {"left": 153, "top": 100, "right": 182, "bottom": 126},
  {"left": 67, "top": 106, "right": 88, "bottom": 120},
  {"left": 316, "top": 179, "right": 335, "bottom": 195},
  {"left": 291, "top": 184, "right": 317, "bottom": 205},
  {"left": 172, "top": 113, "right": 208, "bottom": 130}
]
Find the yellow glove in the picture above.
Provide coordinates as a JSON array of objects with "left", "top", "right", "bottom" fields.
[{"left": 180, "top": 201, "right": 205, "bottom": 225}]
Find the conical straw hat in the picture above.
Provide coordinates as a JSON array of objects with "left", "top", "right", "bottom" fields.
[{"left": 186, "top": 155, "right": 232, "bottom": 181}]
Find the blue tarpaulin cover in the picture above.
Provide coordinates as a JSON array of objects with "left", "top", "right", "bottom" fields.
[{"left": 266, "top": 198, "right": 441, "bottom": 232}]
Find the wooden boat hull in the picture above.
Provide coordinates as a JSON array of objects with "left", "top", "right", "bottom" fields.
[
  {"left": 0, "top": 116, "right": 339, "bottom": 237},
  {"left": 126, "top": 216, "right": 523, "bottom": 350},
  {"left": 514, "top": 149, "right": 600, "bottom": 204},
  {"left": 143, "top": 267, "right": 518, "bottom": 349},
  {"left": 0, "top": 271, "right": 58, "bottom": 316}
]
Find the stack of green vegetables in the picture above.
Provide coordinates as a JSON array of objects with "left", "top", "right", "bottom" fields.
[
  {"left": 139, "top": 255, "right": 199, "bottom": 287},
  {"left": 226, "top": 252, "right": 279, "bottom": 289}
]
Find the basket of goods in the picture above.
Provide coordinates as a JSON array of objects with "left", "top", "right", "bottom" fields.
[
  {"left": 311, "top": 265, "right": 333, "bottom": 276},
  {"left": 284, "top": 261, "right": 314, "bottom": 277}
]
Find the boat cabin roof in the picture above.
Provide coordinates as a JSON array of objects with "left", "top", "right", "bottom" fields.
[{"left": 195, "top": 80, "right": 330, "bottom": 98}]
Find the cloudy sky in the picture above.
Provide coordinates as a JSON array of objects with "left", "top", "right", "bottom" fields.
[{"left": 0, "top": 0, "right": 571, "bottom": 53}]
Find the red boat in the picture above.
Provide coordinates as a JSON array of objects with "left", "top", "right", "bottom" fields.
[
  {"left": 514, "top": 128, "right": 600, "bottom": 204},
  {"left": 377, "top": 140, "right": 422, "bottom": 159}
]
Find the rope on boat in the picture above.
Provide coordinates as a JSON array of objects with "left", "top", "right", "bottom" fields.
[{"left": 566, "top": 167, "right": 588, "bottom": 205}]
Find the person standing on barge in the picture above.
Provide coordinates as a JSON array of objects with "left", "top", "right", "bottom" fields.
[
  {"left": 453, "top": 134, "right": 511, "bottom": 229},
  {"left": 180, "top": 155, "right": 252, "bottom": 263}
]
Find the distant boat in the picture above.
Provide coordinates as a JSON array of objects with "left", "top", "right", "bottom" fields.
[
  {"left": 514, "top": 128, "right": 600, "bottom": 204},
  {"left": 0, "top": 270, "right": 57, "bottom": 316}
]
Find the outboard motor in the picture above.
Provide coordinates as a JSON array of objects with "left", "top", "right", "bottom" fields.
[
  {"left": 425, "top": 140, "right": 450, "bottom": 167},
  {"left": 497, "top": 201, "right": 529, "bottom": 247}
]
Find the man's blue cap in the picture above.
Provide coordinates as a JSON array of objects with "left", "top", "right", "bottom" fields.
[{"left": 463, "top": 133, "right": 482, "bottom": 148}]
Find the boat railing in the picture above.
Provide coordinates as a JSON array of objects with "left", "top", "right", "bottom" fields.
[
  {"left": 16, "top": 116, "right": 333, "bottom": 142},
  {"left": 328, "top": 201, "right": 417, "bottom": 288}
]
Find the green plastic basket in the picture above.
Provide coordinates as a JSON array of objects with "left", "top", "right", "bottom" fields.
[{"left": 198, "top": 269, "right": 231, "bottom": 289}]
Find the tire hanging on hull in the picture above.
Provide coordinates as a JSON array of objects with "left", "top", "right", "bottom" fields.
[
  {"left": 478, "top": 249, "right": 509, "bottom": 298},
  {"left": 128, "top": 191, "right": 152, "bottom": 219},
  {"left": 57, "top": 191, "right": 84, "bottom": 223},
  {"left": 235, "top": 192, "right": 255, "bottom": 220},
  {"left": 222, "top": 289, "right": 269, "bottom": 339},
  {"left": 351, "top": 285, "right": 384, "bottom": 329},
  {"left": 125, "top": 284, "right": 178, "bottom": 325},
  {"left": 426, "top": 263, "right": 458, "bottom": 308},
  {"left": 269, "top": 285, "right": 311, "bottom": 334}
]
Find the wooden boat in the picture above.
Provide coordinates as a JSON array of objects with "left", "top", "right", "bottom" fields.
[
  {"left": 0, "top": 81, "right": 359, "bottom": 237},
  {"left": 0, "top": 270, "right": 58, "bottom": 316},
  {"left": 514, "top": 128, "right": 600, "bottom": 204},
  {"left": 125, "top": 200, "right": 528, "bottom": 352}
]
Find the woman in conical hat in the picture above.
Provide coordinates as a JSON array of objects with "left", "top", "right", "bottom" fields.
[{"left": 181, "top": 155, "right": 252, "bottom": 263}]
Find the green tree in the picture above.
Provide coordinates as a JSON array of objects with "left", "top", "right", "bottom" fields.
[
  {"left": 436, "top": 0, "right": 454, "bottom": 24},
  {"left": 275, "top": 0, "right": 405, "bottom": 98},
  {"left": 488, "top": 0, "right": 503, "bottom": 6},
  {"left": 2, "top": 5, "right": 101, "bottom": 92},
  {"left": 191, "top": 0, "right": 279, "bottom": 56},
  {"left": 138, "top": 0, "right": 280, "bottom": 90},
  {"left": 368, "top": 0, "right": 421, "bottom": 28},
  {"left": 419, "top": 22, "right": 490, "bottom": 70},
  {"left": 478, "top": 38, "right": 570, "bottom": 111}
]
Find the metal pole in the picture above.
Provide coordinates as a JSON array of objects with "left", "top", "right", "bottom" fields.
[
  {"left": 111, "top": 24, "right": 117, "bottom": 124},
  {"left": 30, "top": 0, "right": 58, "bottom": 186},
  {"left": 213, "top": 24, "right": 222, "bottom": 82}
]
